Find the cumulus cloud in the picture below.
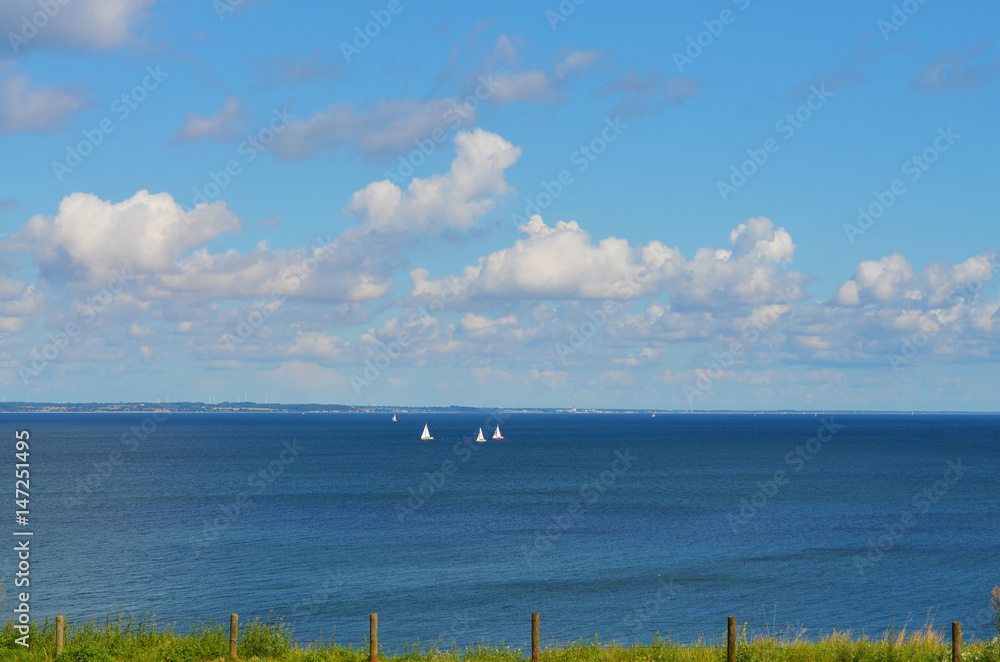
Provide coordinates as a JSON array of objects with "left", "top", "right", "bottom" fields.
[
  {"left": 0, "top": 65, "right": 89, "bottom": 133},
  {"left": 4, "top": 190, "right": 240, "bottom": 281},
  {"left": 1, "top": 189, "right": 394, "bottom": 302},
  {"left": 162, "top": 240, "right": 392, "bottom": 302},
  {"left": 287, "top": 331, "right": 349, "bottom": 360},
  {"left": 785, "top": 250, "right": 1000, "bottom": 366},
  {"left": 348, "top": 128, "right": 521, "bottom": 234},
  {"left": 829, "top": 252, "right": 998, "bottom": 307},
  {"left": 409, "top": 215, "right": 807, "bottom": 307},
  {"left": 0, "top": 0, "right": 155, "bottom": 52},
  {"left": 0, "top": 279, "right": 41, "bottom": 336},
  {"left": 173, "top": 96, "right": 249, "bottom": 143}
]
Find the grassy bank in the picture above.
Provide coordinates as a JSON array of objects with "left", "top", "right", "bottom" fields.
[{"left": 3, "top": 614, "right": 1000, "bottom": 662}]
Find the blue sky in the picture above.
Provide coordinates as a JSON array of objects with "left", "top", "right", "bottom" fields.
[{"left": 1, "top": 0, "right": 998, "bottom": 409}]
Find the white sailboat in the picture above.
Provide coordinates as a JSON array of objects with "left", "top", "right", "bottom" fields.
[
  {"left": 476, "top": 427, "right": 486, "bottom": 442},
  {"left": 420, "top": 424, "right": 433, "bottom": 440},
  {"left": 392, "top": 414, "right": 397, "bottom": 422},
  {"left": 492, "top": 425, "right": 504, "bottom": 440}
]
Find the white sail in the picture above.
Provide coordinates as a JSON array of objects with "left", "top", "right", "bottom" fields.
[
  {"left": 476, "top": 427, "right": 486, "bottom": 442},
  {"left": 392, "top": 414, "right": 397, "bottom": 422},
  {"left": 421, "top": 424, "right": 433, "bottom": 440},
  {"left": 492, "top": 426, "right": 503, "bottom": 440}
]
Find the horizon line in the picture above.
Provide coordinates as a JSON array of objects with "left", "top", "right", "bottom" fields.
[{"left": 1, "top": 402, "right": 999, "bottom": 414}]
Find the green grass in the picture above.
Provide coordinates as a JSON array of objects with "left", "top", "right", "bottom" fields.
[{"left": 2, "top": 614, "right": 999, "bottom": 662}]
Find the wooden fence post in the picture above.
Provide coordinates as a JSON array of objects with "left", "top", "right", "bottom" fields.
[
  {"left": 229, "top": 613, "right": 238, "bottom": 659},
  {"left": 952, "top": 621, "right": 961, "bottom": 662},
  {"left": 55, "top": 614, "right": 64, "bottom": 656},
  {"left": 370, "top": 613, "right": 378, "bottom": 662},
  {"left": 727, "top": 616, "right": 736, "bottom": 662},
  {"left": 532, "top": 612, "right": 540, "bottom": 662}
]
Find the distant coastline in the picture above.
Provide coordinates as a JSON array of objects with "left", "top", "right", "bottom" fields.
[{"left": 0, "top": 402, "right": 997, "bottom": 414}]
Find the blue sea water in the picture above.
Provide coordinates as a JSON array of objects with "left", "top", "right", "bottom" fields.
[{"left": 2, "top": 412, "right": 999, "bottom": 649}]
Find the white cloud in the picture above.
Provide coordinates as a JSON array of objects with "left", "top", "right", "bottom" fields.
[
  {"left": 287, "top": 331, "right": 348, "bottom": 360},
  {"left": 458, "top": 312, "right": 521, "bottom": 339},
  {"left": 463, "top": 35, "right": 560, "bottom": 102},
  {"left": 162, "top": 241, "right": 392, "bottom": 302},
  {"left": 530, "top": 368, "right": 568, "bottom": 388},
  {"left": 554, "top": 49, "right": 603, "bottom": 78},
  {"left": 348, "top": 129, "right": 521, "bottom": 234},
  {"left": 784, "top": 249, "right": 1000, "bottom": 366},
  {"left": 490, "top": 70, "right": 560, "bottom": 104},
  {"left": 834, "top": 253, "right": 914, "bottom": 305},
  {"left": 458, "top": 36, "right": 595, "bottom": 105},
  {"left": 269, "top": 97, "right": 469, "bottom": 161},
  {"left": 0, "top": 279, "right": 41, "bottom": 336},
  {"left": 5, "top": 190, "right": 241, "bottom": 281},
  {"left": 264, "top": 33, "right": 600, "bottom": 161},
  {"left": 129, "top": 323, "right": 154, "bottom": 338},
  {"left": 409, "top": 215, "right": 807, "bottom": 307},
  {"left": 173, "top": 96, "right": 249, "bottom": 143},
  {"left": 830, "top": 252, "right": 995, "bottom": 307},
  {"left": 600, "top": 69, "right": 700, "bottom": 117},
  {"left": 0, "top": 0, "right": 156, "bottom": 52},
  {"left": 2, "top": 189, "right": 393, "bottom": 303},
  {"left": 0, "top": 65, "right": 89, "bottom": 133}
]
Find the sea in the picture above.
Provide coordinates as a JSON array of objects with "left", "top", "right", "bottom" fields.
[{"left": 3, "top": 412, "right": 999, "bottom": 650}]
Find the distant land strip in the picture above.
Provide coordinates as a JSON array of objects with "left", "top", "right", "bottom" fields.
[{"left": 0, "top": 403, "right": 996, "bottom": 414}]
